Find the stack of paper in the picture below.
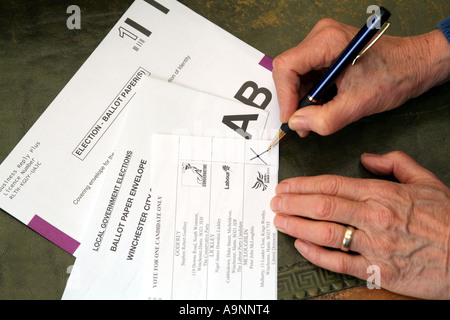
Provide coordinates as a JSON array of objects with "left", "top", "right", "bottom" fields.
[{"left": 0, "top": 0, "right": 280, "bottom": 300}]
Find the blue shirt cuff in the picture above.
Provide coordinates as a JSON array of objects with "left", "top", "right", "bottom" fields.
[{"left": 437, "top": 16, "right": 450, "bottom": 43}]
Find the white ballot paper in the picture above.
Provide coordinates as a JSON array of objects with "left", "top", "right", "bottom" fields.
[
  {"left": 147, "top": 134, "right": 278, "bottom": 300},
  {"left": 63, "top": 76, "right": 273, "bottom": 299},
  {"left": 0, "top": 0, "right": 279, "bottom": 255}
]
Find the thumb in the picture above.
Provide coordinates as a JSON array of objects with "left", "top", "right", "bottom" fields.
[
  {"left": 360, "top": 151, "right": 442, "bottom": 185},
  {"left": 288, "top": 94, "right": 361, "bottom": 136}
]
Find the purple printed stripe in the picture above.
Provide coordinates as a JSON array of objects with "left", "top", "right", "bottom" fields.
[
  {"left": 28, "top": 215, "right": 80, "bottom": 255},
  {"left": 259, "top": 55, "right": 273, "bottom": 72}
]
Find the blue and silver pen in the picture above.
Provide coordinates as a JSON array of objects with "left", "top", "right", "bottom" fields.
[{"left": 268, "top": 7, "right": 391, "bottom": 150}]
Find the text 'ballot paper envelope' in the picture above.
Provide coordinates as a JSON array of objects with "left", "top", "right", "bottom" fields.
[
  {"left": 146, "top": 134, "right": 278, "bottom": 300},
  {"left": 0, "top": 0, "right": 279, "bottom": 255},
  {"left": 62, "top": 77, "right": 270, "bottom": 299}
]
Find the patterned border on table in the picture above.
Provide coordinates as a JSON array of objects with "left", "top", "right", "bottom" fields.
[{"left": 278, "top": 260, "right": 364, "bottom": 299}]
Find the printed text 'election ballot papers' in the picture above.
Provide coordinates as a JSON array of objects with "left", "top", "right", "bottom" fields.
[
  {"left": 62, "top": 77, "right": 270, "bottom": 299},
  {"left": 146, "top": 135, "right": 278, "bottom": 300},
  {"left": 0, "top": 0, "right": 280, "bottom": 255}
]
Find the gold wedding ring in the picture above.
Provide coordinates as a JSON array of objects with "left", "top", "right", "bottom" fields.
[{"left": 340, "top": 226, "right": 355, "bottom": 252}]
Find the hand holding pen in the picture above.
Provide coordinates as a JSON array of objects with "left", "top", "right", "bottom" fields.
[{"left": 269, "top": 7, "right": 448, "bottom": 147}]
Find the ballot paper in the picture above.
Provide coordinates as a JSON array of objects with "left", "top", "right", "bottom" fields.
[
  {"left": 146, "top": 134, "right": 278, "bottom": 300},
  {"left": 62, "top": 76, "right": 272, "bottom": 299},
  {"left": 0, "top": 0, "right": 279, "bottom": 254}
]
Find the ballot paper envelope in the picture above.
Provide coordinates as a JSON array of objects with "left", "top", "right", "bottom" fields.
[{"left": 62, "top": 77, "right": 278, "bottom": 300}]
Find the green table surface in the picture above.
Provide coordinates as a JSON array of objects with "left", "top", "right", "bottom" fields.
[{"left": 0, "top": 0, "right": 449, "bottom": 300}]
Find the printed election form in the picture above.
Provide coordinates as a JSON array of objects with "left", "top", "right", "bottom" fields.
[
  {"left": 0, "top": 0, "right": 279, "bottom": 255},
  {"left": 146, "top": 135, "right": 278, "bottom": 299},
  {"left": 62, "top": 77, "right": 276, "bottom": 299}
]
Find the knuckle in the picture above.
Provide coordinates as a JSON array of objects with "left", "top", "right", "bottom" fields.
[
  {"left": 334, "top": 255, "right": 351, "bottom": 274},
  {"left": 320, "top": 24, "right": 343, "bottom": 40},
  {"left": 321, "top": 223, "right": 338, "bottom": 246},
  {"left": 371, "top": 203, "right": 397, "bottom": 230},
  {"left": 279, "top": 195, "right": 290, "bottom": 212},
  {"left": 319, "top": 175, "right": 343, "bottom": 196},
  {"left": 314, "top": 18, "right": 338, "bottom": 31},
  {"left": 311, "top": 105, "right": 344, "bottom": 136},
  {"left": 314, "top": 22, "right": 348, "bottom": 45},
  {"left": 315, "top": 195, "right": 335, "bottom": 220},
  {"left": 314, "top": 117, "right": 336, "bottom": 136},
  {"left": 386, "top": 150, "right": 407, "bottom": 160},
  {"left": 369, "top": 184, "right": 410, "bottom": 229},
  {"left": 272, "top": 54, "right": 289, "bottom": 72},
  {"left": 283, "top": 216, "right": 300, "bottom": 237},
  {"left": 279, "top": 194, "right": 296, "bottom": 214}
]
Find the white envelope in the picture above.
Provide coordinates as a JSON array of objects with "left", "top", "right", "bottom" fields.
[{"left": 0, "top": 0, "right": 280, "bottom": 254}]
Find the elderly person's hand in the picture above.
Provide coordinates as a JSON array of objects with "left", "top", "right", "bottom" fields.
[
  {"left": 272, "top": 18, "right": 450, "bottom": 137},
  {"left": 271, "top": 18, "right": 450, "bottom": 299},
  {"left": 271, "top": 151, "right": 450, "bottom": 299}
]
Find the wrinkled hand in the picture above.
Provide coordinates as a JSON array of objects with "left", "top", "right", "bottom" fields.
[
  {"left": 272, "top": 18, "right": 450, "bottom": 137},
  {"left": 271, "top": 151, "right": 450, "bottom": 299}
]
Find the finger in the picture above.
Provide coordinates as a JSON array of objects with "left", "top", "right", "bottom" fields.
[
  {"left": 272, "top": 47, "right": 334, "bottom": 124},
  {"left": 271, "top": 193, "right": 366, "bottom": 228},
  {"left": 273, "top": 19, "right": 353, "bottom": 77},
  {"left": 294, "top": 239, "right": 368, "bottom": 280},
  {"left": 288, "top": 91, "right": 367, "bottom": 136},
  {"left": 272, "top": 35, "right": 338, "bottom": 81},
  {"left": 272, "top": 25, "right": 350, "bottom": 123},
  {"left": 276, "top": 175, "right": 372, "bottom": 202},
  {"left": 274, "top": 214, "right": 366, "bottom": 253},
  {"left": 361, "top": 151, "right": 444, "bottom": 185},
  {"left": 303, "top": 18, "right": 359, "bottom": 43},
  {"left": 272, "top": 66, "right": 301, "bottom": 123}
]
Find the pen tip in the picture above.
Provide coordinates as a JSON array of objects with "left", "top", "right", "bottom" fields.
[
  {"left": 267, "top": 141, "right": 277, "bottom": 151},
  {"left": 267, "top": 129, "right": 285, "bottom": 151}
]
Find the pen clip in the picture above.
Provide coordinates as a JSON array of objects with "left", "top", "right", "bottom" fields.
[{"left": 352, "top": 22, "right": 390, "bottom": 66}]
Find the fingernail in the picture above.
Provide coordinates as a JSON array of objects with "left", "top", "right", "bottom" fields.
[
  {"left": 361, "top": 152, "right": 381, "bottom": 161},
  {"left": 273, "top": 214, "right": 287, "bottom": 232},
  {"left": 295, "top": 239, "right": 309, "bottom": 254},
  {"left": 276, "top": 181, "right": 289, "bottom": 194},
  {"left": 270, "top": 196, "right": 281, "bottom": 212},
  {"left": 279, "top": 104, "right": 290, "bottom": 123},
  {"left": 362, "top": 152, "right": 378, "bottom": 157}
]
